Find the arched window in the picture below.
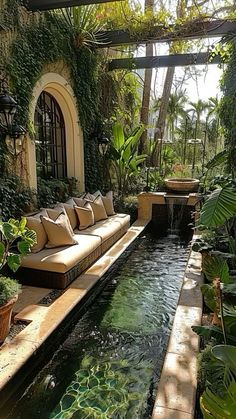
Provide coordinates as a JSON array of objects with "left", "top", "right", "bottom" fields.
[{"left": 34, "top": 91, "right": 67, "bottom": 179}]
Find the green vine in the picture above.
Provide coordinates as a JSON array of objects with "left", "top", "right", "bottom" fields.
[
  {"left": 220, "top": 33, "right": 236, "bottom": 177},
  {"left": 2, "top": 1, "right": 104, "bottom": 190}
]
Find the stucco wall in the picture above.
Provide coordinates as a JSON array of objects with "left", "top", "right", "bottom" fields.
[{"left": 0, "top": 2, "right": 85, "bottom": 192}]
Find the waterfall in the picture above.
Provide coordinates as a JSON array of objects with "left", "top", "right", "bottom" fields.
[{"left": 165, "top": 196, "right": 188, "bottom": 238}]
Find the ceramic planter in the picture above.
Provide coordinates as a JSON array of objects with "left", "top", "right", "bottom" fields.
[
  {"left": 0, "top": 295, "right": 18, "bottom": 344},
  {"left": 164, "top": 178, "right": 200, "bottom": 193}
]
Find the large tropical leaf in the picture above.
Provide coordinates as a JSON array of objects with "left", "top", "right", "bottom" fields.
[
  {"left": 223, "top": 303, "right": 236, "bottom": 338},
  {"left": 212, "top": 345, "right": 236, "bottom": 373},
  {"left": 199, "top": 187, "right": 236, "bottom": 228},
  {"left": 122, "top": 125, "right": 145, "bottom": 162},
  {"left": 201, "top": 284, "right": 217, "bottom": 312},
  {"left": 201, "top": 382, "right": 236, "bottom": 418},
  {"left": 202, "top": 254, "right": 230, "bottom": 283},
  {"left": 109, "top": 145, "right": 121, "bottom": 160},
  {"left": 223, "top": 283, "right": 236, "bottom": 296},
  {"left": 201, "top": 345, "right": 236, "bottom": 418},
  {"left": 192, "top": 325, "right": 236, "bottom": 345},
  {"left": 205, "top": 150, "right": 228, "bottom": 170},
  {"left": 192, "top": 325, "right": 224, "bottom": 342},
  {"left": 112, "top": 123, "right": 125, "bottom": 151}
]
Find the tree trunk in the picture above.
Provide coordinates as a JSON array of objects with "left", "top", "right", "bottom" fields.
[
  {"left": 151, "top": 66, "right": 175, "bottom": 166},
  {"left": 151, "top": 0, "right": 186, "bottom": 166},
  {"left": 139, "top": 0, "right": 154, "bottom": 154}
]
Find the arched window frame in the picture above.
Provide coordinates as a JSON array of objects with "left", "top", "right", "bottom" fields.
[{"left": 34, "top": 91, "right": 67, "bottom": 179}]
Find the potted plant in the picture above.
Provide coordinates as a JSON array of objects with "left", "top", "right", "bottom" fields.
[{"left": 0, "top": 217, "right": 36, "bottom": 343}]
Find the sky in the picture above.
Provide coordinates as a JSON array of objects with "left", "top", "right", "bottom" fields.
[
  {"left": 135, "top": 0, "right": 226, "bottom": 102},
  {"left": 161, "top": 64, "right": 222, "bottom": 101},
  {"left": 136, "top": 35, "right": 223, "bottom": 103}
]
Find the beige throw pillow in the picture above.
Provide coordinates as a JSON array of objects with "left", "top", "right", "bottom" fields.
[
  {"left": 101, "top": 191, "right": 116, "bottom": 216},
  {"left": 41, "top": 213, "right": 77, "bottom": 248},
  {"left": 86, "top": 195, "right": 108, "bottom": 222},
  {"left": 46, "top": 207, "right": 64, "bottom": 221},
  {"left": 57, "top": 202, "right": 77, "bottom": 231},
  {"left": 46, "top": 206, "right": 73, "bottom": 235},
  {"left": 84, "top": 192, "right": 96, "bottom": 201},
  {"left": 73, "top": 197, "right": 86, "bottom": 207},
  {"left": 26, "top": 209, "right": 48, "bottom": 253},
  {"left": 74, "top": 202, "right": 94, "bottom": 230}
]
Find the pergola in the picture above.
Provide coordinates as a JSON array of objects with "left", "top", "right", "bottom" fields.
[
  {"left": 22, "top": 1, "right": 236, "bottom": 70},
  {"left": 103, "top": 19, "right": 236, "bottom": 70},
  {"left": 23, "top": 0, "right": 123, "bottom": 11}
]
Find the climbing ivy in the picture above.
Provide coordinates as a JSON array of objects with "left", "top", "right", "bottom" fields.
[
  {"left": 220, "top": 34, "right": 236, "bottom": 177},
  {"left": 2, "top": 1, "right": 104, "bottom": 190}
]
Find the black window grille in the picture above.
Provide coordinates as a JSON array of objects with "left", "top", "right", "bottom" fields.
[{"left": 34, "top": 91, "right": 67, "bottom": 179}]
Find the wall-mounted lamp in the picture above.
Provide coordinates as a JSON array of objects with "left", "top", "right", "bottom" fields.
[
  {"left": 98, "top": 135, "right": 110, "bottom": 157},
  {"left": 0, "top": 88, "right": 26, "bottom": 156}
]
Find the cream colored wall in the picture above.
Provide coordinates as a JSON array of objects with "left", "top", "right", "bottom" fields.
[{"left": 26, "top": 72, "right": 85, "bottom": 192}]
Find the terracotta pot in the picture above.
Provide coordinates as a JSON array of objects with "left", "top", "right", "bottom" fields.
[
  {"left": 164, "top": 178, "right": 199, "bottom": 193},
  {"left": 0, "top": 295, "right": 18, "bottom": 344}
]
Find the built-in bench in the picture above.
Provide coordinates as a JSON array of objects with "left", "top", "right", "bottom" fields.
[{"left": 16, "top": 213, "right": 130, "bottom": 289}]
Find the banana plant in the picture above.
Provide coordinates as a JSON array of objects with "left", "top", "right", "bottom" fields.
[{"left": 109, "top": 123, "right": 147, "bottom": 197}]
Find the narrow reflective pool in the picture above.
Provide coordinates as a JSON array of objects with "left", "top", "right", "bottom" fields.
[{"left": 5, "top": 232, "right": 190, "bottom": 419}]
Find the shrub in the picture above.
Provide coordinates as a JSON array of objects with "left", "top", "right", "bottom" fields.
[
  {"left": 37, "top": 177, "right": 77, "bottom": 208},
  {"left": 114, "top": 195, "right": 138, "bottom": 224},
  {"left": 0, "top": 175, "right": 36, "bottom": 220},
  {"left": 0, "top": 276, "right": 21, "bottom": 306}
]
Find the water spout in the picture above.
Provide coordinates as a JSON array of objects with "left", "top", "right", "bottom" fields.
[{"left": 165, "top": 195, "right": 188, "bottom": 237}]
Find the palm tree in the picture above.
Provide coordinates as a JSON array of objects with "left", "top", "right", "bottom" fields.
[
  {"left": 153, "top": 90, "right": 188, "bottom": 142},
  {"left": 206, "top": 96, "right": 222, "bottom": 152},
  {"left": 166, "top": 91, "right": 188, "bottom": 141},
  {"left": 187, "top": 99, "right": 209, "bottom": 138}
]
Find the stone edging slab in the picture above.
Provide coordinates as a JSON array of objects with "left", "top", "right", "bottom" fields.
[{"left": 152, "top": 235, "right": 203, "bottom": 418}]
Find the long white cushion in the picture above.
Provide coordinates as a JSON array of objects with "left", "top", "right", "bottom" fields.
[
  {"left": 21, "top": 234, "right": 101, "bottom": 273},
  {"left": 75, "top": 214, "right": 130, "bottom": 242}
]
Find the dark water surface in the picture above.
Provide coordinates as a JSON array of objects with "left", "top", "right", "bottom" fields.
[{"left": 5, "top": 233, "right": 190, "bottom": 419}]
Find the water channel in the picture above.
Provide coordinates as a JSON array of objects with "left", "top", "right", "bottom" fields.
[{"left": 4, "top": 229, "right": 190, "bottom": 419}]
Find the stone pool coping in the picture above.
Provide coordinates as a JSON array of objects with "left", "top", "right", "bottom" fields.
[
  {"left": 0, "top": 219, "right": 148, "bottom": 403},
  {"left": 152, "top": 234, "right": 203, "bottom": 419}
]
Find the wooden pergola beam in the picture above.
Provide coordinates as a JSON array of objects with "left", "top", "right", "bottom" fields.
[
  {"left": 108, "top": 52, "right": 221, "bottom": 70},
  {"left": 24, "top": 0, "right": 123, "bottom": 11},
  {"left": 98, "top": 19, "right": 236, "bottom": 47}
]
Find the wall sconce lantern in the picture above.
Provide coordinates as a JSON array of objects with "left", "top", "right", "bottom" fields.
[
  {"left": 0, "top": 90, "right": 26, "bottom": 156},
  {"left": 98, "top": 135, "right": 110, "bottom": 157}
]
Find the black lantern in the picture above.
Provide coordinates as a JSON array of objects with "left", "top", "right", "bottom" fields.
[
  {"left": 5, "top": 125, "right": 27, "bottom": 156},
  {"left": 0, "top": 93, "right": 17, "bottom": 130},
  {"left": 98, "top": 135, "right": 110, "bottom": 156},
  {"left": 10, "top": 124, "right": 27, "bottom": 140},
  {"left": 0, "top": 89, "right": 26, "bottom": 156}
]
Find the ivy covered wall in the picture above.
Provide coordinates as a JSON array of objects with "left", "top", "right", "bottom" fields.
[
  {"left": 0, "top": 0, "right": 104, "bottom": 191},
  {"left": 220, "top": 37, "right": 236, "bottom": 177}
]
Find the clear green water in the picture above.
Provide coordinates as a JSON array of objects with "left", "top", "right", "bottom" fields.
[{"left": 5, "top": 233, "right": 190, "bottom": 419}]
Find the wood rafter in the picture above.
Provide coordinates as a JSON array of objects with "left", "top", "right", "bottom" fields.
[
  {"left": 23, "top": 0, "right": 123, "bottom": 11},
  {"left": 98, "top": 19, "right": 236, "bottom": 48},
  {"left": 108, "top": 52, "right": 221, "bottom": 70}
]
